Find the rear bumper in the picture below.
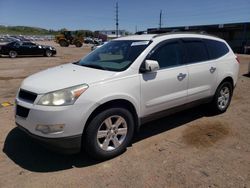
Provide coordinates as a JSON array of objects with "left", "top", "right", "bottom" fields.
[{"left": 16, "top": 123, "right": 82, "bottom": 154}]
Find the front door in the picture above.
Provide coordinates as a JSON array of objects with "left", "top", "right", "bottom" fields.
[{"left": 140, "top": 40, "right": 188, "bottom": 117}]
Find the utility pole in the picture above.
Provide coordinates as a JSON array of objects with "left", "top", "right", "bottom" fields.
[
  {"left": 115, "top": 2, "right": 119, "bottom": 38},
  {"left": 159, "top": 10, "right": 162, "bottom": 29}
]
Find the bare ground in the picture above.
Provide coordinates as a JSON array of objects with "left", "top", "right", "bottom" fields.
[{"left": 0, "top": 42, "right": 249, "bottom": 188}]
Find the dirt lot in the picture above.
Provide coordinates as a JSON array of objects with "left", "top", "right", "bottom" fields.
[{"left": 0, "top": 42, "right": 249, "bottom": 188}]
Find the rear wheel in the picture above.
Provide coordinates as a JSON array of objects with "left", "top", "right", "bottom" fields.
[
  {"left": 75, "top": 41, "right": 82, "bottom": 47},
  {"left": 210, "top": 81, "right": 233, "bottom": 114},
  {"left": 9, "top": 50, "right": 17, "bottom": 58},
  {"left": 59, "top": 39, "right": 69, "bottom": 47},
  {"left": 85, "top": 108, "right": 134, "bottom": 160}
]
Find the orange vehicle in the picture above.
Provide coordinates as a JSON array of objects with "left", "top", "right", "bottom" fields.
[{"left": 55, "top": 31, "right": 83, "bottom": 47}]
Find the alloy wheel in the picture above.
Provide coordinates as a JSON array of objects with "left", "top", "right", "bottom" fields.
[
  {"left": 97, "top": 115, "right": 128, "bottom": 151},
  {"left": 217, "top": 86, "right": 230, "bottom": 110},
  {"left": 46, "top": 50, "right": 52, "bottom": 57}
]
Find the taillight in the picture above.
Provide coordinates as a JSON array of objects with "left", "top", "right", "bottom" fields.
[{"left": 236, "top": 56, "right": 240, "bottom": 63}]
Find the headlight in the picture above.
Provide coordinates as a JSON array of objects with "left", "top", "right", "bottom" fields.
[{"left": 37, "top": 84, "right": 88, "bottom": 106}]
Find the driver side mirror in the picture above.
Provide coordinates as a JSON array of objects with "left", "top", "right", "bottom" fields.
[{"left": 143, "top": 60, "right": 159, "bottom": 72}]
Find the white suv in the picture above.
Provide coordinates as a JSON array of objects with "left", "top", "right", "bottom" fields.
[{"left": 15, "top": 33, "right": 239, "bottom": 159}]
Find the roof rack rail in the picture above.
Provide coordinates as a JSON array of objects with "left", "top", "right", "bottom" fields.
[{"left": 152, "top": 31, "right": 219, "bottom": 39}]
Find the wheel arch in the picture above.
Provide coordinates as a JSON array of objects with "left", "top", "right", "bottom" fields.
[
  {"left": 218, "top": 76, "right": 234, "bottom": 89},
  {"left": 82, "top": 99, "right": 139, "bottom": 140}
]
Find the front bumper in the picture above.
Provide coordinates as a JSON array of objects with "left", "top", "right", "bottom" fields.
[
  {"left": 52, "top": 49, "right": 57, "bottom": 55},
  {"left": 15, "top": 96, "right": 88, "bottom": 138},
  {"left": 16, "top": 123, "right": 82, "bottom": 154}
]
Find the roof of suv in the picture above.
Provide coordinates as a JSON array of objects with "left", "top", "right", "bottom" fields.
[
  {"left": 114, "top": 34, "right": 157, "bottom": 41},
  {"left": 114, "top": 32, "right": 222, "bottom": 42}
]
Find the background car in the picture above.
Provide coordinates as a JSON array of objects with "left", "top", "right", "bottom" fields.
[{"left": 0, "top": 41, "right": 56, "bottom": 58}]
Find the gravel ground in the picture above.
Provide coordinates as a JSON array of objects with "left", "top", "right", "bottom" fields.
[{"left": 0, "top": 42, "right": 249, "bottom": 188}]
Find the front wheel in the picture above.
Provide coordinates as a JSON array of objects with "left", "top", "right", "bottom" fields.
[
  {"left": 45, "top": 49, "right": 52, "bottom": 57},
  {"left": 59, "top": 39, "right": 69, "bottom": 47},
  {"left": 210, "top": 81, "right": 233, "bottom": 114},
  {"left": 84, "top": 108, "right": 134, "bottom": 160}
]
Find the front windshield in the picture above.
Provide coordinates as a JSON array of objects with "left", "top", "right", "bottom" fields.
[{"left": 77, "top": 40, "right": 151, "bottom": 71}]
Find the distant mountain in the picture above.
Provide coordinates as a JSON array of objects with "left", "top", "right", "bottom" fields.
[
  {"left": 0, "top": 26, "right": 104, "bottom": 38},
  {"left": 0, "top": 25, "right": 58, "bottom": 35}
]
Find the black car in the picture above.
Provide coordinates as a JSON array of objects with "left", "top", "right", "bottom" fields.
[{"left": 0, "top": 41, "right": 56, "bottom": 58}]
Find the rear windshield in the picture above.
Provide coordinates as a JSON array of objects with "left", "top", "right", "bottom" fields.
[{"left": 77, "top": 40, "right": 151, "bottom": 71}]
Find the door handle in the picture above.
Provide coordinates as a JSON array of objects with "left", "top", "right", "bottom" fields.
[
  {"left": 210, "top": 67, "right": 216, "bottom": 73},
  {"left": 177, "top": 73, "right": 187, "bottom": 81}
]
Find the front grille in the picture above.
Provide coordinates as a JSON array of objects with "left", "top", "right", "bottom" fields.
[
  {"left": 16, "top": 105, "right": 30, "bottom": 118},
  {"left": 18, "top": 89, "right": 37, "bottom": 103}
]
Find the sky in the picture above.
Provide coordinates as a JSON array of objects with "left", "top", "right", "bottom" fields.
[{"left": 0, "top": 0, "right": 250, "bottom": 32}]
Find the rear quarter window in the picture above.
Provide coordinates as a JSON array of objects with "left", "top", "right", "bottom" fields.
[{"left": 204, "top": 39, "right": 229, "bottom": 59}]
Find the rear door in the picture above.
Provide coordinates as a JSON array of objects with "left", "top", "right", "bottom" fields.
[
  {"left": 140, "top": 39, "right": 188, "bottom": 117},
  {"left": 182, "top": 38, "right": 217, "bottom": 102}
]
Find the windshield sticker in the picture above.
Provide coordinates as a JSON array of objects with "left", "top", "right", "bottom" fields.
[{"left": 131, "top": 41, "right": 150, "bottom": 46}]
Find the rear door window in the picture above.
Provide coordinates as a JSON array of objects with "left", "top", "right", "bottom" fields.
[{"left": 183, "top": 39, "right": 209, "bottom": 64}]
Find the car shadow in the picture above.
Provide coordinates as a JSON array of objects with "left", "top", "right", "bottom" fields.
[
  {"left": 133, "top": 105, "right": 214, "bottom": 143},
  {"left": 242, "top": 73, "right": 250, "bottom": 78},
  {"left": 3, "top": 105, "right": 215, "bottom": 173},
  {"left": 0, "top": 55, "right": 57, "bottom": 58}
]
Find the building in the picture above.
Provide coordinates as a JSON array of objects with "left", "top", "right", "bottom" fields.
[
  {"left": 147, "top": 22, "right": 250, "bottom": 53},
  {"left": 97, "top": 30, "right": 126, "bottom": 39}
]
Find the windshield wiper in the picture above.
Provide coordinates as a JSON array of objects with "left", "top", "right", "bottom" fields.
[{"left": 82, "top": 64, "right": 107, "bottom": 70}]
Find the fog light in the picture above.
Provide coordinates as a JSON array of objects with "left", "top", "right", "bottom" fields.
[{"left": 36, "top": 124, "right": 65, "bottom": 134}]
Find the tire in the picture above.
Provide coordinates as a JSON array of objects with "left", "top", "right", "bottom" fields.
[
  {"left": 210, "top": 81, "right": 233, "bottom": 114},
  {"left": 45, "top": 49, "right": 52, "bottom": 57},
  {"left": 85, "top": 108, "right": 134, "bottom": 160},
  {"left": 59, "top": 40, "right": 69, "bottom": 47},
  {"left": 75, "top": 41, "right": 82, "bottom": 48},
  {"left": 9, "top": 50, "right": 17, "bottom": 58}
]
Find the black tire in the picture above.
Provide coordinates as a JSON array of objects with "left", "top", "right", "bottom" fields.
[
  {"left": 84, "top": 108, "right": 134, "bottom": 160},
  {"left": 210, "top": 81, "right": 233, "bottom": 114},
  {"left": 45, "top": 49, "right": 53, "bottom": 57},
  {"left": 59, "top": 39, "right": 69, "bottom": 47},
  {"left": 9, "top": 50, "right": 17, "bottom": 58},
  {"left": 75, "top": 41, "right": 82, "bottom": 48}
]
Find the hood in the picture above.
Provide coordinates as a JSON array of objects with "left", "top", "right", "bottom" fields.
[{"left": 21, "top": 63, "right": 116, "bottom": 94}]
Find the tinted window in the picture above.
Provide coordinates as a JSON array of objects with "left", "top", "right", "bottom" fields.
[
  {"left": 23, "top": 42, "right": 35, "bottom": 46},
  {"left": 149, "top": 42, "right": 182, "bottom": 68},
  {"left": 204, "top": 39, "right": 229, "bottom": 59},
  {"left": 13, "top": 42, "right": 21, "bottom": 47},
  {"left": 183, "top": 40, "right": 209, "bottom": 63}
]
